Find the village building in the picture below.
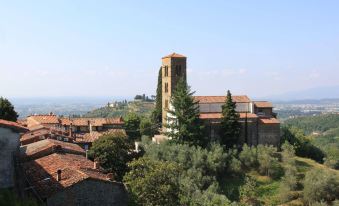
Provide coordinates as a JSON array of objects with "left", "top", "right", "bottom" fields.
[
  {"left": 22, "top": 115, "right": 125, "bottom": 149},
  {"left": 0, "top": 119, "right": 29, "bottom": 188},
  {"left": 19, "top": 139, "right": 85, "bottom": 162},
  {"left": 159, "top": 53, "right": 280, "bottom": 146},
  {"left": 20, "top": 153, "right": 127, "bottom": 205}
]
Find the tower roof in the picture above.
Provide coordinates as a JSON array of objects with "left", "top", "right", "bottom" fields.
[{"left": 162, "top": 52, "right": 186, "bottom": 59}]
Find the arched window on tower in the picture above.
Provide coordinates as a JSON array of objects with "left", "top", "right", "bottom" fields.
[{"left": 165, "top": 82, "right": 168, "bottom": 93}]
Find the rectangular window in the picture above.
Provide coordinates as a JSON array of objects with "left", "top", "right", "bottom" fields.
[
  {"left": 165, "top": 82, "right": 168, "bottom": 93},
  {"left": 165, "top": 66, "right": 168, "bottom": 77},
  {"left": 165, "top": 100, "right": 169, "bottom": 109},
  {"left": 176, "top": 65, "right": 181, "bottom": 76}
]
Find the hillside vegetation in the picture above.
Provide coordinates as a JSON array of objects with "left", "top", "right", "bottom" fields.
[{"left": 84, "top": 100, "right": 155, "bottom": 118}]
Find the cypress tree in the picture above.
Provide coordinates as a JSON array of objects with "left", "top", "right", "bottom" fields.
[
  {"left": 0, "top": 97, "right": 18, "bottom": 121},
  {"left": 151, "top": 67, "right": 162, "bottom": 124},
  {"left": 165, "top": 78, "right": 205, "bottom": 147},
  {"left": 220, "top": 90, "right": 240, "bottom": 148}
]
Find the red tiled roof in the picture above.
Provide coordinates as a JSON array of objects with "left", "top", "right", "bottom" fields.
[
  {"left": 27, "top": 115, "right": 60, "bottom": 127},
  {"left": 162, "top": 52, "right": 186, "bottom": 59},
  {"left": 22, "top": 153, "right": 111, "bottom": 199},
  {"left": 259, "top": 118, "right": 280, "bottom": 124},
  {"left": 194, "top": 96, "right": 251, "bottom": 103},
  {"left": 59, "top": 117, "right": 124, "bottom": 126},
  {"left": 20, "top": 139, "right": 85, "bottom": 160},
  {"left": 75, "top": 129, "right": 127, "bottom": 143},
  {"left": 0, "top": 119, "right": 29, "bottom": 132},
  {"left": 254, "top": 101, "right": 273, "bottom": 108},
  {"left": 199, "top": 112, "right": 258, "bottom": 119}
]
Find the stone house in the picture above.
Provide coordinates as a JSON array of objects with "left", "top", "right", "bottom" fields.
[
  {"left": 0, "top": 119, "right": 28, "bottom": 188},
  {"left": 21, "top": 153, "right": 127, "bottom": 206}
]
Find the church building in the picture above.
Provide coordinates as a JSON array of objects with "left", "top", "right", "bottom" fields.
[{"left": 160, "top": 53, "right": 280, "bottom": 146}]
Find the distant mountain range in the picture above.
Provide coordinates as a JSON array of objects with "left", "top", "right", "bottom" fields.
[{"left": 261, "top": 85, "right": 339, "bottom": 102}]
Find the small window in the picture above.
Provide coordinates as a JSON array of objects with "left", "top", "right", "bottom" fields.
[
  {"left": 164, "top": 66, "right": 169, "bottom": 77},
  {"left": 176, "top": 65, "right": 181, "bottom": 76},
  {"left": 165, "top": 100, "right": 169, "bottom": 109},
  {"left": 165, "top": 82, "right": 168, "bottom": 93}
]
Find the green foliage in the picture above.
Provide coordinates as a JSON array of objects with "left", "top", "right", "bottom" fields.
[
  {"left": 281, "top": 126, "right": 325, "bottom": 163},
  {"left": 0, "top": 189, "right": 38, "bottom": 206},
  {"left": 0, "top": 97, "right": 18, "bottom": 121},
  {"left": 257, "top": 145, "right": 282, "bottom": 178},
  {"left": 303, "top": 168, "right": 339, "bottom": 204},
  {"left": 285, "top": 114, "right": 339, "bottom": 135},
  {"left": 239, "top": 176, "right": 259, "bottom": 206},
  {"left": 190, "top": 183, "right": 232, "bottom": 206},
  {"left": 144, "top": 142, "right": 231, "bottom": 205},
  {"left": 151, "top": 67, "right": 162, "bottom": 124},
  {"left": 220, "top": 90, "right": 241, "bottom": 148},
  {"left": 279, "top": 142, "right": 298, "bottom": 203},
  {"left": 165, "top": 78, "right": 205, "bottom": 147},
  {"left": 88, "top": 132, "right": 134, "bottom": 181},
  {"left": 239, "top": 144, "right": 258, "bottom": 169},
  {"left": 123, "top": 157, "right": 181, "bottom": 206},
  {"left": 124, "top": 113, "right": 141, "bottom": 140},
  {"left": 139, "top": 117, "right": 156, "bottom": 137}
]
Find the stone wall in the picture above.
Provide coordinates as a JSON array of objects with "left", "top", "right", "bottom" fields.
[
  {"left": 47, "top": 179, "right": 127, "bottom": 206},
  {"left": 0, "top": 127, "right": 20, "bottom": 188},
  {"left": 258, "top": 123, "right": 280, "bottom": 146}
]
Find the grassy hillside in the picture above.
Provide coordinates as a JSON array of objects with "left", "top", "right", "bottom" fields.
[
  {"left": 221, "top": 156, "right": 338, "bottom": 206},
  {"left": 84, "top": 101, "right": 155, "bottom": 118}
]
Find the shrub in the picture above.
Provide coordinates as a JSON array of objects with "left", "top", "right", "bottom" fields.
[
  {"left": 303, "top": 168, "right": 339, "bottom": 204},
  {"left": 88, "top": 132, "right": 134, "bottom": 181},
  {"left": 257, "top": 145, "right": 282, "bottom": 178},
  {"left": 239, "top": 176, "right": 260, "bottom": 206},
  {"left": 123, "top": 158, "right": 181, "bottom": 206},
  {"left": 239, "top": 144, "right": 258, "bottom": 169}
]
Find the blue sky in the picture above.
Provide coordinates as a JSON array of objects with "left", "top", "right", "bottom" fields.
[{"left": 0, "top": 0, "right": 338, "bottom": 98}]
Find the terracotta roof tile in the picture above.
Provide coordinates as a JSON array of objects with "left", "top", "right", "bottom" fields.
[
  {"left": 162, "top": 52, "right": 186, "bottom": 59},
  {"left": 199, "top": 112, "right": 258, "bottom": 119},
  {"left": 20, "top": 139, "right": 85, "bottom": 160},
  {"left": 75, "top": 129, "right": 127, "bottom": 143},
  {"left": 22, "top": 153, "right": 110, "bottom": 199},
  {"left": 259, "top": 118, "right": 280, "bottom": 124},
  {"left": 27, "top": 115, "right": 60, "bottom": 127},
  {"left": 0, "top": 119, "right": 29, "bottom": 132},
  {"left": 194, "top": 95, "right": 251, "bottom": 103},
  {"left": 59, "top": 117, "right": 124, "bottom": 126},
  {"left": 254, "top": 101, "right": 273, "bottom": 108}
]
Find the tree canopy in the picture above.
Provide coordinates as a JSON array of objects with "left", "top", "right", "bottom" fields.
[
  {"left": 165, "top": 78, "right": 205, "bottom": 147},
  {"left": 0, "top": 97, "right": 18, "bottom": 121},
  {"left": 88, "top": 131, "right": 134, "bottom": 181},
  {"left": 151, "top": 67, "right": 162, "bottom": 124},
  {"left": 219, "top": 90, "right": 240, "bottom": 148},
  {"left": 124, "top": 113, "right": 141, "bottom": 140}
]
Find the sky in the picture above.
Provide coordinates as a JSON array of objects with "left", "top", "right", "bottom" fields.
[{"left": 0, "top": 0, "right": 339, "bottom": 99}]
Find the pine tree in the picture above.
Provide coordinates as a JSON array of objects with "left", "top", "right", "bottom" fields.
[
  {"left": 219, "top": 90, "right": 240, "bottom": 148},
  {"left": 165, "top": 78, "right": 205, "bottom": 147},
  {"left": 151, "top": 67, "right": 162, "bottom": 125},
  {"left": 0, "top": 97, "right": 18, "bottom": 121}
]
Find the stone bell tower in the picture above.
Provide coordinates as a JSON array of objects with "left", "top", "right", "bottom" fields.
[{"left": 161, "top": 53, "right": 187, "bottom": 127}]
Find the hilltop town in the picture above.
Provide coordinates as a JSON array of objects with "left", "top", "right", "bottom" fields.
[{"left": 1, "top": 53, "right": 337, "bottom": 206}]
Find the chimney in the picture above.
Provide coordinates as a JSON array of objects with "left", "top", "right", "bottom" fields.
[
  {"left": 93, "top": 160, "right": 99, "bottom": 170},
  {"left": 85, "top": 150, "right": 88, "bottom": 159},
  {"left": 88, "top": 120, "right": 92, "bottom": 134},
  {"left": 69, "top": 123, "right": 73, "bottom": 137},
  {"left": 57, "top": 169, "right": 62, "bottom": 181}
]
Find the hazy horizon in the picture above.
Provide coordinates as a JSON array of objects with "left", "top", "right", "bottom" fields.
[{"left": 1, "top": 1, "right": 339, "bottom": 98}]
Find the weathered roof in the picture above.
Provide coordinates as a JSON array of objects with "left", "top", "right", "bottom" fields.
[
  {"left": 162, "top": 52, "right": 186, "bottom": 59},
  {"left": 194, "top": 95, "right": 251, "bottom": 103},
  {"left": 20, "top": 139, "right": 85, "bottom": 160},
  {"left": 259, "top": 118, "right": 280, "bottom": 124},
  {"left": 75, "top": 129, "right": 127, "bottom": 143},
  {"left": 199, "top": 112, "right": 258, "bottom": 119},
  {"left": 254, "top": 101, "right": 273, "bottom": 108},
  {"left": 59, "top": 117, "right": 124, "bottom": 126},
  {"left": 0, "top": 119, "right": 29, "bottom": 132},
  {"left": 22, "top": 153, "right": 111, "bottom": 199},
  {"left": 27, "top": 115, "right": 60, "bottom": 125}
]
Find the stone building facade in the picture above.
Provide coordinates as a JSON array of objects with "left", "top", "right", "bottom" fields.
[{"left": 160, "top": 53, "right": 280, "bottom": 146}]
